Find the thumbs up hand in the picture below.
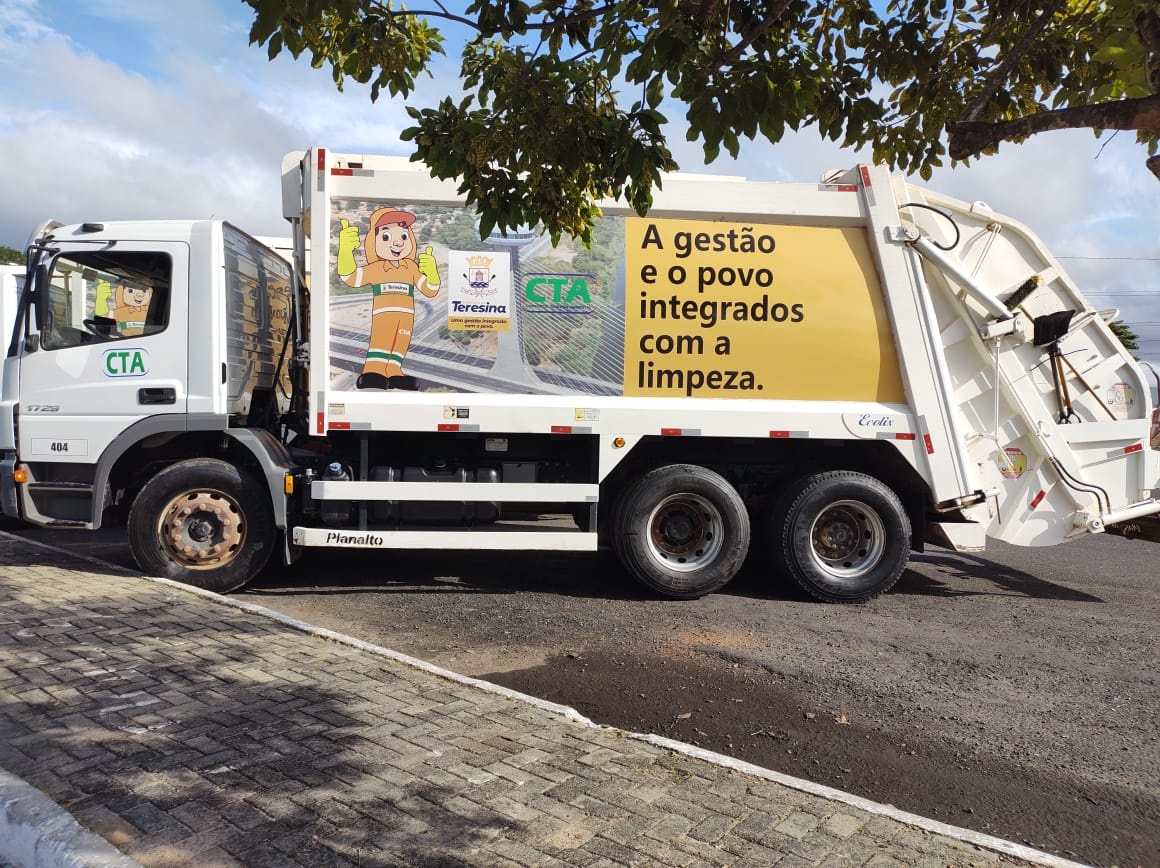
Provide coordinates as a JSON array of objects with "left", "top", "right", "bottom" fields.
[
  {"left": 417, "top": 245, "right": 441, "bottom": 287},
  {"left": 337, "top": 218, "right": 361, "bottom": 275},
  {"left": 95, "top": 279, "right": 114, "bottom": 316}
]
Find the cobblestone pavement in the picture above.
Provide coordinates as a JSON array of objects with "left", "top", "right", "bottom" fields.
[{"left": 0, "top": 535, "right": 1082, "bottom": 867}]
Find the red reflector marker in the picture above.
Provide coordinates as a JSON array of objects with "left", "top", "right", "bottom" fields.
[
  {"left": 860, "top": 166, "right": 872, "bottom": 187},
  {"left": 316, "top": 412, "right": 325, "bottom": 434},
  {"left": 895, "top": 432, "right": 916, "bottom": 441},
  {"left": 551, "top": 425, "right": 573, "bottom": 434},
  {"left": 331, "top": 168, "right": 353, "bottom": 176},
  {"left": 1124, "top": 443, "right": 1144, "bottom": 454},
  {"left": 923, "top": 434, "right": 935, "bottom": 454},
  {"left": 661, "top": 428, "right": 682, "bottom": 437},
  {"left": 328, "top": 421, "right": 350, "bottom": 430},
  {"left": 317, "top": 148, "right": 326, "bottom": 170},
  {"left": 1030, "top": 490, "right": 1047, "bottom": 509},
  {"left": 437, "top": 423, "right": 459, "bottom": 432}
]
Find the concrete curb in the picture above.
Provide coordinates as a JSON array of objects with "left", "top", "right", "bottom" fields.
[{"left": 0, "top": 768, "right": 140, "bottom": 868}]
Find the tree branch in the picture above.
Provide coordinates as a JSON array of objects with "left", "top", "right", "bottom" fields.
[
  {"left": 952, "top": 8, "right": 1160, "bottom": 179},
  {"left": 717, "top": 0, "right": 794, "bottom": 68},
  {"left": 948, "top": 93, "right": 1160, "bottom": 159},
  {"left": 963, "top": 0, "right": 1066, "bottom": 122},
  {"left": 1138, "top": 9, "right": 1160, "bottom": 92},
  {"left": 380, "top": 2, "right": 626, "bottom": 39}
]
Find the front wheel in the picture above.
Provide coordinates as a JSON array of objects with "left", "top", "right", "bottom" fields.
[
  {"left": 768, "top": 471, "right": 910, "bottom": 603},
  {"left": 612, "top": 464, "right": 750, "bottom": 600},
  {"left": 128, "top": 458, "right": 275, "bottom": 593}
]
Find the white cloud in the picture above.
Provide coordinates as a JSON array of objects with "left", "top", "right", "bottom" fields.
[{"left": 0, "top": 0, "right": 412, "bottom": 244}]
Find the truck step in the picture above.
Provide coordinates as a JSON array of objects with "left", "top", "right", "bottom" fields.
[{"left": 292, "top": 526, "right": 598, "bottom": 551}]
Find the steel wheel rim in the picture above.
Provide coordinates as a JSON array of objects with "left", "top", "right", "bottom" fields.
[
  {"left": 808, "top": 499, "right": 885, "bottom": 580},
  {"left": 156, "top": 488, "right": 246, "bottom": 571},
  {"left": 646, "top": 493, "right": 724, "bottom": 572}
]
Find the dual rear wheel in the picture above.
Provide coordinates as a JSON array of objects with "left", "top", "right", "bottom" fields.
[
  {"left": 611, "top": 465, "right": 910, "bottom": 603},
  {"left": 612, "top": 464, "right": 750, "bottom": 600},
  {"left": 765, "top": 470, "right": 911, "bottom": 603}
]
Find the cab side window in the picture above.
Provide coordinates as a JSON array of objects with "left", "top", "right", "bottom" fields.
[{"left": 41, "top": 251, "right": 171, "bottom": 351}]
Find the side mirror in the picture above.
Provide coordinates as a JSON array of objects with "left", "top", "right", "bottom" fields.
[{"left": 32, "top": 261, "right": 51, "bottom": 333}]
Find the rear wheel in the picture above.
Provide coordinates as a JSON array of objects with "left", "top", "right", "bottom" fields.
[
  {"left": 613, "top": 464, "right": 749, "bottom": 599},
  {"left": 768, "top": 470, "right": 910, "bottom": 603},
  {"left": 128, "top": 458, "right": 275, "bottom": 593}
]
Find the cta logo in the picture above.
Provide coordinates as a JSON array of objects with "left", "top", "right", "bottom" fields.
[
  {"left": 525, "top": 274, "right": 593, "bottom": 306},
  {"left": 103, "top": 347, "right": 150, "bottom": 377}
]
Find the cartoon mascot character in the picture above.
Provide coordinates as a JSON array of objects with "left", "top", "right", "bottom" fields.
[
  {"left": 95, "top": 279, "right": 152, "bottom": 337},
  {"left": 337, "top": 207, "right": 441, "bottom": 390}
]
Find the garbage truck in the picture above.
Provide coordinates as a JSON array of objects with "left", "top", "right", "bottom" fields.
[{"left": 3, "top": 148, "right": 1158, "bottom": 602}]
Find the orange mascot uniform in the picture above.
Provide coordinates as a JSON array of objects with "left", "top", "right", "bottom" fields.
[
  {"left": 337, "top": 207, "right": 440, "bottom": 390},
  {"left": 111, "top": 283, "right": 152, "bottom": 337}
]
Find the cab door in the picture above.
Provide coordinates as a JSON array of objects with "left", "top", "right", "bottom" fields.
[{"left": 16, "top": 244, "right": 188, "bottom": 500}]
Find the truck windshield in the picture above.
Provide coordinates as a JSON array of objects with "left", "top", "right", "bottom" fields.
[{"left": 39, "top": 251, "right": 171, "bottom": 351}]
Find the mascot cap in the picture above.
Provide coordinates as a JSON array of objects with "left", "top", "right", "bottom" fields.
[{"left": 373, "top": 208, "right": 417, "bottom": 231}]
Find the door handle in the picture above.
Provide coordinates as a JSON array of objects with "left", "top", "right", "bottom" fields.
[{"left": 138, "top": 387, "right": 176, "bottom": 405}]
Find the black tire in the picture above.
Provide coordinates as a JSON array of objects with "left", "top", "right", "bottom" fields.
[
  {"left": 768, "top": 470, "right": 910, "bottom": 603},
  {"left": 612, "top": 464, "right": 749, "bottom": 600},
  {"left": 128, "top": 458, "right": 275, "bottom": 593}
]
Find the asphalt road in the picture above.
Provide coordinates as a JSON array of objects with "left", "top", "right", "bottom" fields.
[{"left": 7, "top": 520, "right": 1159, "bottom": 867}]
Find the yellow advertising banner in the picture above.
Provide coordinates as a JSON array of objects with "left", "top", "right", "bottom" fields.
[{"left": 623, "top": 218, "right": 905, "bottom": 402}]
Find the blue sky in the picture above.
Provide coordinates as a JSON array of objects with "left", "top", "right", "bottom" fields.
[{"left": 2, "top": 0, "right": 1158, "bottom": 375}]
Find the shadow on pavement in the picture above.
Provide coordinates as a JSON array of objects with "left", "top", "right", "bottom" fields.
[
  {"left": 244, "top": 547, "right": 652, "bottom": 603},
  {"left": 898, "top": 551, "right": 1103, "bottom": 602}
]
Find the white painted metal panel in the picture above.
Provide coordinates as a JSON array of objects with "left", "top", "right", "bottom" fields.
[
  {"left": 310, "top": 481, "right": 599, "bottom": 502},
  {"left": 292, "top": 526, "right": 598, "bottom": 551}
]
